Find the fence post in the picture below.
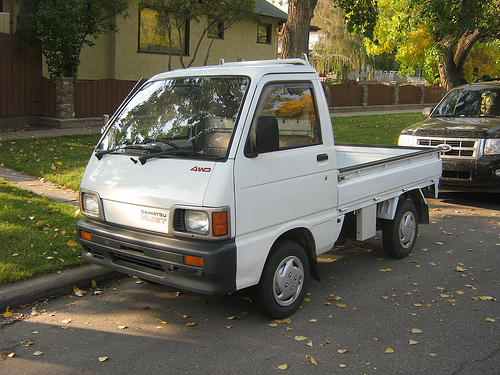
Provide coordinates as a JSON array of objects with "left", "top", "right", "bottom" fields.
[
  {"left": 359, "top": 83, "right": 369, "bottom": 106},
  {"left": 418, "top": 84, "right": 425, "bottom": 104},
  {"left": 55, "top": 77, "right": 75, "bottom": 119},
  {"left": 392, "top": 83, "right": 399, "bottom": 105}
]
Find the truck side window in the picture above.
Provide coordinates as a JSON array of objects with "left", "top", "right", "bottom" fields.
[{"left": 247, "top": 82, "right": 321, "bottom": 153}]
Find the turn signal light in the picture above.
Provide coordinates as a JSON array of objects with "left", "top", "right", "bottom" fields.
[
  {"left": 80, "top": 230, "right": 92, "bottom": 241},
  {"left": 212, "top": 211, "right": 228, "bottom": 237},
  {"left": 184, "top": 255, "right": 204, "bottom": 267}
]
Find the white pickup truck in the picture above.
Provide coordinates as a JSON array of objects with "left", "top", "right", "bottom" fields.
[{"left": 77, "top": 58, "right": 442, "bottom": 318}]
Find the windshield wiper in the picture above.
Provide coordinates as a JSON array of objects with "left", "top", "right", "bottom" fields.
[
  {"left": 95, "top": 144, "right": 161, "bottom": 160},
  {"left": 95, "top": 147, "right": 122, "bottom": 160},
  {"left": 137, "top": 149, "right": 220, "bottom": 165}
]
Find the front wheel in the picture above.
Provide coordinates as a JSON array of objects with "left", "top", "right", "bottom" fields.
[
  {"left": 382, "top": 200, "right": 418, "bottom": 259},
  {"left": 255, "top": 240, "right": 310, "bottom": 319}
]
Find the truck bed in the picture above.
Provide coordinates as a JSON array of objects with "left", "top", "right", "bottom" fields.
[{"left": 336, "top": 144, "right": 442, "bottom": 213}]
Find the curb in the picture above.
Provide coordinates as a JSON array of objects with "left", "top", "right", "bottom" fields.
[{"left": 0, "top": 265, "right": 122, "bottom": 311}]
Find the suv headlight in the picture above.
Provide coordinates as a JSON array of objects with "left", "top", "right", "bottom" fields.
[
  {"left": 80, "top": 191, "right": 102, "bottom": 218},
  {"left": 398, "top": 134, "right": 415, "bottom": 147},
  {"left": 484, "top": 139, "right": 500, "bottom": 155}
]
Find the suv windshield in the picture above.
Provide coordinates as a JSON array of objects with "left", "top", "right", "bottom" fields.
[
  {"left": 97, "top": 76, "right": 249, "bottom": 161},
  {"left": 433, "top": 86, "right": 500, "bottom": 118}
]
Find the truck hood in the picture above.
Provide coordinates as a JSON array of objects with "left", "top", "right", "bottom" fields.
[
  {"left": 403, "top": 117, "right": 500, "bottom": 138},
  {"left": 80, "top": 155, "right": 217, "bottom": 233}
]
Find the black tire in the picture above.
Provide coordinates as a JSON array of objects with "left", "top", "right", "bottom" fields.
[
  {"left": 382, "top": 200, "right": 418, "bottom": 259},
  {"left": 255, "top": 240, "right": 310, "bottom": 319}
]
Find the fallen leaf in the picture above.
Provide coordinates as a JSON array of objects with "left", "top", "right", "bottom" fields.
[
  {"left": 307, "top": 356, "right": 318, "bottom": 365},
  {"left": 281, "top": 318, "right": 291, "bottom": 323},
  {"left": 335, "top": 303, "right": 347, "bottom": 308},
  {"left": 456, "top": 290, "right": 464, "bottom": 295},
  {"left": 227, "top": 316, "right": 237, "bottom": 320},
  {"left": 306, "top": 340, "right": 313, "bottom": 347},
  {"left": 61, "top": 319, "right": 72, "bottom": 324},
  {"left": 309, "top": 319, "right": 317, "bottom": 323},
  {"left": 91, "top": 280, "right": 98, "bottom": 288},
  {"left": 479, "top": 296, "right": 493, "bottom": 301},
  {"left": 429, "top": 353, "right": 437, "bottom": 357},
  {"left": 337, "top": 349, "right": 348, "bottom": 354},
  {"left": 2, "top": 306, "right": 13, "bottom": 318},
  {"left": 409, "top": 340, "right": 418, "bottom": 345},
  {"left": 454, "top": 266, "right": 466, "bottom": 272},
  {"left": 73, "top": 286, "right": 86, "bottom": 297},
  {"left": 277, "top": 364, "right": 288, "bottom": 370},
  {"left": 67, "top": 239, "right": 77, "bottom": 246},
  {"left": 268, "top": 322, "right": 278, "bottom": 327},
  {"left": 411, "top": 328, "right": 423, "bottom": 334},
  {"left": 385, "top": 347, "right": 394, "bottom": 354},
  {"left": 33, "top": 351, "right": 43, "bottom": 356},
  {"left": 339, "top": 364, "right": 347, "bottom": 368},
  {"left": 303, "top": 298, "right": 312, "bottom": 302},
  {"left": 294, "top": 335, "right": 307, "bottom": 341},
  {"left": 99, "top": 356, "right": 109, "bottom": 362},
  {"left": 486, "top": 317, "right": 496, "bottom": 323},
  {"left": 157, "top": 318, "right": 168, "bottom": 324},
  {"left": 185, "top": 322, "right": 196, "bottom": 327},
  {"left": 117, "top": 326, "right": 127, "bottom": 330}
]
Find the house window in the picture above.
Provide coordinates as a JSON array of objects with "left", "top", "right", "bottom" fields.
[
  {"left": 208, "top": 20, "right": 224, "bottom": 39},
  {"left": 257, "top": 24, "right": 272, "bottom": 44},
  {"left": 139, "top": 8, "right": 189, "bottom": 55}
]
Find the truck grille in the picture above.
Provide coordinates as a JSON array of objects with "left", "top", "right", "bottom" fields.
[{"left": 416, "top": 138, "right": 480, "bottom": 159}]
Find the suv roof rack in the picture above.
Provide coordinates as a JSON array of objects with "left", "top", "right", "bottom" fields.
[{"left": 473, "top": 76, "right": 500, "bottom": 83}]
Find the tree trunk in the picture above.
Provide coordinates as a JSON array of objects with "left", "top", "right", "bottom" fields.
[
  {"left": 439, "top": 29, "right": 482, "bottom": 91},
  {"left": 281, "top": 0, "right": 318, "bottom": 59}
]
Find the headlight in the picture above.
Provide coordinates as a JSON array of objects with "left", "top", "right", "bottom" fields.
[
  {"left": 484, "top": 139, "right": 500, "bottom": 155},
  {"left": 185, "top": 210, "right": 209, "bottom": 235},
  {"left": 171, "top": 206, "right": 230, "bottom": 240},
  {"left": 81, "top": 192, "right": 101, "bottom": 217},
  {"left": 398, "top": 134, "right": 415, "bottom": 147}
]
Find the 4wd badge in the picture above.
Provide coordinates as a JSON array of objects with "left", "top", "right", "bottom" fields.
[{"left": 190, "top": 166, "right": 211, "bottom": 172}]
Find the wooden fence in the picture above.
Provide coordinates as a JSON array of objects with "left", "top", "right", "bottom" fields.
[
  {"left": 74, "top": 79, "right": 138, "bottom": 118},
  {"left": 329, "top": 81, "right": 443, "bottom": 107}
]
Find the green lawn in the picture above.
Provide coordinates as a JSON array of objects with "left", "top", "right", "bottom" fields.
[
  {"left": 0, "top": 133, "right": 100, "bottom": 191},
  {"left": 0, "top": 179, "right": 83, "bottom": 285},
  {"left": 332, "top": 112, "right": 422, "bottom": 145}
]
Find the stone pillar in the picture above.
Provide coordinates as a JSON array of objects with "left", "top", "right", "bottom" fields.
[
  {"left": 418, "top": 84, "right": 425, "bottom": 104},
  {"left": 359, "top": 83, "right": 369, "bottom": 106},
  {"left": 55, "top": 76, "right": 75, "bottom": 119},
  {"left": 392, "top": 83, "right": 399, "bottom": 105}
]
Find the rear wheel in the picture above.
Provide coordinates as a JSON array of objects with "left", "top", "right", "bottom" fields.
[
  {"left": 255, "top": 240, "right": 309, "bottom": 319},
  {"left": 382, "top": 200, "right": 418, "bottom": 258}
]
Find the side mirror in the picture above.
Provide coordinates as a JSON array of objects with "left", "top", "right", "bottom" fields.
[
  {"left": 422, "top": 107, "right": 433, "bottom": 118},
  {"left": 246, "top": 116, "right": 279, "bottom": 157}
]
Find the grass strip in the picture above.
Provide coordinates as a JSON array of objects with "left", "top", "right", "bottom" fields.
[{"left": 0, "top": 179, "right": 83, "bottom": 285}]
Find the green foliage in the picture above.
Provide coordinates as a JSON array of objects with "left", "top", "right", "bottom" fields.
[
  {"left": 335, "top": 0, "right": 378, "bottom": 40},
  {"left": 18, "top": 0, "right": 128, "bottom": 79},
  {"left": 0, "top": 134, "right": 100, "bottom": 190},
  {"left": 367, "top": 0, "right": 500, "bottom": 87},
  {"left": 0, "top": 179, "right": 83, "bottom": 285}
]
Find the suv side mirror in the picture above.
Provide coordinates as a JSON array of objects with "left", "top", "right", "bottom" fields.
[{"left": 422, "top": 107, "right": 433, "bottom": 118}]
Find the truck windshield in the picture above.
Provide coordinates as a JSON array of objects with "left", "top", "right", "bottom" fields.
[
  {"left": 97, "top": 76, "right": 249, "bottom": 160},
  {"left": 433, "top": 87, "right": 500, "bottom": 118}
]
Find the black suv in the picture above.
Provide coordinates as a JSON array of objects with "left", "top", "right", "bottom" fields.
[{"left": 398, "top": 79, "right": 500, "bottom": 192}]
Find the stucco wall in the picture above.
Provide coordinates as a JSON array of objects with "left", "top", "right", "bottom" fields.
[{"left": 78, "top": 1, "right": 281, "bottom": 81}]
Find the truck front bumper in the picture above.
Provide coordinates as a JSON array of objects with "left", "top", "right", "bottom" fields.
[
  {"left": 76, "top": 219, "right": 237, "bottom": 295},
  {"left": 440, "top": 155, "right": 500, "bottom": 191}
]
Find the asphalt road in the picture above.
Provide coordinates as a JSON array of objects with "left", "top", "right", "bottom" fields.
[{"left": 1, "top": 191, "right": 499, "bottom": 374}]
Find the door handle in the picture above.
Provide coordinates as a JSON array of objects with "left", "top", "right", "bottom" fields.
[{"left": 317, "top": 153, "right": 329, "bottom": 162}]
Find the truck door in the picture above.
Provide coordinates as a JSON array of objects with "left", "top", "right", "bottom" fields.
[{"left": 233, "top": 76, "right": 338, "bottom": 289}]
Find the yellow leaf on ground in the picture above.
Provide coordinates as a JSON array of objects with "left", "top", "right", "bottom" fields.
[
  {"left": 411, "top": 328, "right": 423, "bottom": 334},
  {"left": 185, "top": 322, "right": 196, "bottom": 326},
  {"left": 294, "top": 335, "right": 307, "bottom": 341},
  {"left": 306, "top": 340, "right": 313, "bottom": 347},
  {"left": 486, "top": 317, "right": 496, "bottom": 322},
  {"left": 99, "top": 356, "right": 109, "bottom": 362},
  {"left": 278, "top": 364, "right": 288, "bottom": 370},
  {"left": 33, "top": 351, "right": 43, "bottom": 356},
  {"left": 385, "top": 347, "right": 394, "bottom": 354},
  {"left": 307, "top": 356, "right": 318, "bottom": 365},
  {"left": 337, "top": 349, "right": 348, "bottom": 354},
  {"left": 2, "top": 306, "right": 13, "bottom": 318},
  {"left": 303, "top": 298, "right": 312, "bottom": 302},
  {"left": 67, "top": 239, "right": 77, "bottom": 246},
  {"left": 409, "top": 340, "right": 419, "bottom": 345}
]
